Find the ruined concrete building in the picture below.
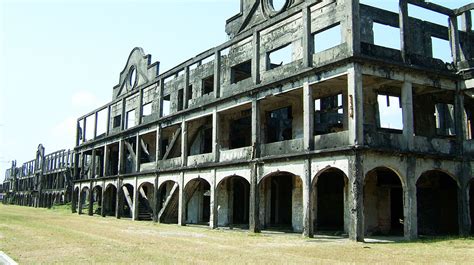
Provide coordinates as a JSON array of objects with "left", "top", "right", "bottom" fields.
[
  {"left": 2, "top": 145, "right": 74, "bottom": 208},
  {"left": 3, "top": 0, "right": 474, "bottom": 241}
]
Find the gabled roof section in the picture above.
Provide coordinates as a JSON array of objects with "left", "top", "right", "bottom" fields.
[{"left": 112, "top": 47, "right": 160, "bottom": 100}]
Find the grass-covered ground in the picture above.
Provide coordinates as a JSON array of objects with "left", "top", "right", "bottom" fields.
[{"left": 0, "top": 204, "right": 473, "bottom": 264}]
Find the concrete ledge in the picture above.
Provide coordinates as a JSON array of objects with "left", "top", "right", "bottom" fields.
[{"left": 0, "top": 252, "right": 17, "bottom": 265}]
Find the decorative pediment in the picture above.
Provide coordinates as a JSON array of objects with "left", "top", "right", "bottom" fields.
[
  {"left": 113, "top": 47, "right": 160, "bottom": 100},
  {"left": 225, "top": 0, "right": 305, "bottom": 39}
]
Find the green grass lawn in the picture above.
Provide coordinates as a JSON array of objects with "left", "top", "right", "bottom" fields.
[{"left": 0, "top": 204, "right": 473, "bottom": 264}]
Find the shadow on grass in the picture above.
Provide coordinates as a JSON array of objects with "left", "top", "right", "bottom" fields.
[{"left": 364, "top": 235, "right": 474, "bottom": 245}]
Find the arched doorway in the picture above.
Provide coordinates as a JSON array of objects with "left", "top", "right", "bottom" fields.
[
  {"left": 103, "top": 185, "right": 117, "bottom": 217},
  {"left": 364, "top": 167, "right": 404, "bottom": 236},
  {"left": 259, "top": 172, "right": 302, "bottom": 232},
  {"left": 120, "top": 184, "right": 134, "bottom": 218},
  {"left": 137, "top": 182, "right": 154, "bottom": 221},
  {"left": 92, "top": 186, "right": 103, "bottom": 215},
  {"left": 184, "top": 178, "right": 211, "bottom": 225},
  {"left": 80, "top": 187, "right": 90, "bottom": 214},
  {"left": 157, "top": 181, "right": 179, "bottom": 224},
  {"left": 216, "top": 176, "right": 250, "bottom": 228},
  {"left": 312, "top": 168, "right": 348, "bottom": 233},
  {"left": 417, "top": 170, "right": 458, "bottom": 236}
]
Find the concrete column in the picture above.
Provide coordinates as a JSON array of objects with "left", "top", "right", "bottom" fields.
[
  {"left": 214, "top": 50, "right": 221, "bottom": 99},
  {"left": 302, "top": 5, "right": 312, "bottom": 68},
  {"left": 348, "top": 153, "right": 364, "bottom": 242},
  {"left": 183, "top": 67, "right": 190, "bottom": 109},
  {"left": 101, "top": 185, "right": 106, "bottom": 217},
  {"left": 210, "top": 169, "right": 218, "bottom": 229},
  {"left": 178, "top": 172, "right": 186, "bottom": 226},
  {"left": 347, "top": 0, "right": 361, "bottom": 55},
  {"left": 91, "top": 149, "right": 96, "bottom": 179},
  {"left": 136, "top": 134, "right": 141, "bottom": 173},
  {"left": 303, "top": 82, "right": 314, "bottom": 151},
  {"left": 88, "top": 182, "right": 94, "bottom": 216},
  {"left": 132, "top": 177, "right": 139, "bottom": 221},
  {"left": 212, "top": 109, "right": 220, "bottom": 162},
  {"left": 249, "top": 163, "right": 260, "bottom": 233},
  {"left": 153, "top": 174, "right": 160, "bottom": 223},
  {"left": 251, "top": 99, "right": 261, "bottom": 158},
  {"left": 402, "top": 81, "right": 414, "bottom": 151},
  {"left": 404, "top": 157, "right": 418, "bottom": 240},
  {"left": 302, "top": 159, "right": 313, "bottom": 237},
  {"left": 78, "top": 185, "right": 83, "bottom": 215},
  {"left": 103, "top": 145, "right": 109, "bottom": 177},
  {"left": 156, "top": 126, "right": 162, "bottom": 165},
  {"left": 181, "top": 119, "right": 188, "bottom": 167},
  {"left": 252, "top": 31, "right": 260, "bottom": 85},
  {"left": 158, "top": 79, "right": 164, "bottom": 117},
  {"left": 71, "top": 186, "right": 77, "bottom": 213},
  {"left": 118, "top": 140, "right": 124, "bottom": 175},
  {"left": 458, "top": 162, "right": 471, "bottom": 236},
  {"left": 138, "top": 88, "right": 144, "bottom": 125},
  {"left": 347, "top": 64, "right": 364, "bottom": 146},
  {"left": 448, "top": 16, "right": 460, "bottom": 64},
  {"left": 455, "top": 89, "right": 466, "bottom": 143},
  {"left": 116, "top": 178, "right": 123, "bottom": 219},
  {"left": 399, "top": 0, "right": 410, "bottom": 62}
]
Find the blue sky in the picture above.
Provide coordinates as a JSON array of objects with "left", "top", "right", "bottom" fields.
[{"left": 0, "top": 0, "right": 471, "bottom": 182}]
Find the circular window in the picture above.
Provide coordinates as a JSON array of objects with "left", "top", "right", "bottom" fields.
[
  {"left": 262, "top": 0, "right": 291, "bottom": 18},
  {"left": 129, "top": 66, "right": 137, "bottom": 89}
]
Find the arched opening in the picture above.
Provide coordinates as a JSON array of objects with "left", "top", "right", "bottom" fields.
[
  {"left": 417, "top": 170, "right": 458, "bottom": 236},
  {"left": 48, "top": 194, "right": 52, "bottom": 209},
  {"left": 184, "top": 178, "right": 211, "bottom": 225},
  {"left": 216, "top": 176, "right": 250, "bottom": 228},
  {"left": 120, "top": 184, "right": 134, "bottom": 218},
  {"left": 73, "top": 187, "right": 80, "bottom": 213},
  {"left": 260, "top": 172, "right": 302, "bottom": 232},
  {"left": 80, "top": 187, "right": 90, "bottom": 214},
  {"left": 469, "top": 179, "right": 474, "bottom": 234},
  {"left": 137, "top": 182, "right": 154, "bottom": 221},
  {"left": 92, "top": 186, "right": 103, "bottom": 215},
  {"left": 364, "top": 167, "right": 404, "bottom": 236},
  {"left": 103, "top": 185, "right": 117, "bottom": 217},
  {"left": 312, "top": 168, "right": 348, "bottom": 233},
  {"left": 157, "top": 181, "right": 179, "bottom": 224}
]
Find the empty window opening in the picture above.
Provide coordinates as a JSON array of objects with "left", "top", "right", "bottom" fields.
[
  {"left": 140, "top": 132, "right": 157, "bottom": 164},
  {"left": 85, "top": 115, "right": 95, "bottom": 141},
  {"left": 137, "top": 183, "right": 154, "bottom": 221},
  {"left": 272, "top": 0, "right": 286, "bottom": 11},
  {"left": 435, "top": 103, "right": 455, "bottom": 136},
  {"left": 188, "top": 85, "right": 193, "bottom": 100},
  {"left": 162, "top": 95, "right": 171, "bottom": 117},
  {"left": 465, "top": 108, "right": 474, "bottom": 140},
  {"left": 373, "top": 23, "right": 401, "bottom": 50},
  {"left": 142, "top": 103, "right": 152, "bottom": 117},
  {"left": 113, "top": 115, "right": 121, "bottom": 129},
  {"left": 201, "top": 54, "right": 215, "bottom": 65},
  {"left": 408, "top": 4, "right": 449, "bottom": 27},
  {"left": 377, "top": 94, "right": 403, "bottom": 130},
  {"left": 78, "top": 119, "right": 85, "bottom": 143},
  {"left": 185, "top": 179, "right": 211, "bottom": 225},
  {"left": 202, "top": 75, "right": 214, "bottom": 95},
  {"left": 315, "top": 94, "right": 344, "bottom": 135},
  {"left": 313, "top": 24, "right": 342, "bottom": 53},
  {"left": 177, "top": 89, "right": 184, "bottom": 111},
  {"left": 189, "top": 126, "right": 213, "bottom": 156},
  {"left": 158, "top": 181, "right": 180, "bottom": 223},
  {"left": 315, "top": 169, "right": 347, "bottom": 231},
  {"left": 267, "top": 43, "right": 293, "bottom": 70},
  {"left": 229, "top": 115, "right": 252, "bottom": 149},
  {"left": 231, "top": 60, "right": 252, "bottom": 84},
  {"left": 261, "top": 173, "right": 295, "bottom": 229},
  {"left": 431, "top": 37, "right": 452, "bottom": 63},
  {"left": 266, "top": 106, "right": 293, "bottom": 143},
  {"left": 126, "top": 109, "right": 136, "bottom": 129},
  {"left": 160, "top": 125, "right": 182, "bottom": 160},
  {"left": 124, "top": 137, "right": 137, "bottom": 174},
  {"left": 106, "top": 143, "right": 119, "bottom": 176},
  {"left": 96, "top": 109, "right": 108, "bottom": 138}
]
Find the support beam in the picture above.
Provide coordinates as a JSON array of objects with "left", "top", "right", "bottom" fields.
[
  {"left": 210, "top": 169, "right": 218, "bottom": 229},
  {"left": 348, "top": 153, "right": 364, "bottom": 242},
  {"left": 252, "top": 31, "right": 260, "bottom": 85},
  {"left": 404, "top": 157, "right": 418, "bottom": 240},
  {"left": 302, "top": 159, "right": 313, "bottom": 237},
  {"left": 214, "top": 50, "right": 221, "bottom": 99},
  {"left": 251, "top": 99, "right": 260, "bottom": 159},
  {"left": 303, "top": 82, "right": 314, "bottom": 151},
  {"left": 181, "top": 120, "right": 188, "bottom": 167},
  {"left": 399, "top": 0, "right": 410, "bottom": 63},
  {"left": 178, "top": 173, "right": 186, "bottom": 226},
  {"left": 402, "top": 81, "right": 414, "bottom": 151},
  {"left": 347, "top": 64, "right": 364, "bottom": 146},
  {"left": 212, "top": 108, "right": 220, "bottom": 162},
  {"left": 249, "top": 163, "right": 260, "bottom": 233}
]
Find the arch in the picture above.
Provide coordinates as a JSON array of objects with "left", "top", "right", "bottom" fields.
[
  {"left": 216, "top": 175, "right": 250, "bottom": 228},
  {"left": 137, "top": 182, "right": 154, "bottom": 221},
  {"left": 311, "top": 167, "right": 349, "bottom": 233},
  {"left": 80, "top": 187, "right": 91, "bottom": 214},
  {"left": 119, "top": 184, "right": 134, "bottom": 218},
  {"left": 184, "top": 178, "right": 211, "bottom": 225},
  {"left": 417, "top": 170, "right": 459, "bottom": 236},
  {"left": 364, "top": 167, "right": 404, "bottom": 236},
  {"left": 103, "top": 184, "right": 117, "bottom": 217},
  {"left": 157, "top": 180, "right": 179, "bottom": 224},
  {"left": 72, "top": 187, "right": 80, "bottom": 213},
  {"left": 259, "top": 171, "right": 302, "bottom": 232},
  {"left": 91, "top": 186, "right": 103, "bottom": 215}
]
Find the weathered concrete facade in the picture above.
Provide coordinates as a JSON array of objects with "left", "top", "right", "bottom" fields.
[
  {"left": 2, "top": 145, "right": 75, "bottom": 208},
  {"left": 3, "top": 0, "right": 474, "bottom": 241}
]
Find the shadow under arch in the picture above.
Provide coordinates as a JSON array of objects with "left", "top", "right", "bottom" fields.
[
  {"left": 157, "top": 180, "right": 180, "bottom": 224},
  {"left": 103, "top": 184, "right": 117, "bottom": 217},
  {"left": 312, "top": 167, "right": 349, "bottom": 234},
  {"left": 417, "top": 170, "right": 459, "bottom": 236},
  {"left": 184, "top": 178, "right": 211, "bottom": 225},
  {"left": 137, "top": 182, "right": 154, "bottom": 221}
]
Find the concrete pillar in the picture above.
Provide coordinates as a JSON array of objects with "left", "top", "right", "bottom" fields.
[
  {"left": 158, "top": 79, "right": 164, "bottom": 117},
  {"left": 347, "top": 64, "right": 364, "bottom": 146},
  {"left": 302, "top": 159, "right": 313, "bottom": 237},
  {"left": 178, "top": 172, "right": 186, "bottom": 226},
  {"left": 448, "top": 16, "right": 460, "bottom": 64},
  {"left": 118, "top": 140, "right": 124, "bottom": 175},
  {"left": 399, "top": 0, "right": 410, "bottom": 62},
  {"left": 214, "top": 50, "right": 221, "bottom": 99},
  {"left": 153, "top": 175, "right": 160, "bottom": 223},
  {"left": 103, "top": 145, "right": 108, "bottom": 177},
  {"left": 212, "top": 108, "right": 220, "bottom": 162},
  {"left": 458, "top": 162, "right": 471, "bottom": 236},
  {"left": 136, "top": 134, "right": 141, "bottom": 173},
  {"left": 251, "top": 99, "right": 260, "bottom": 158},
  {"left": 252, "top": 31, "right": 260, "bottom": 85},
  {"left": 181, "top": 119, "right": 188, "bottom": 167},
  {"left": 249, "top": 163, "right": 260, "bottom": 233},
  {"left": 404, "top": 157, "right": 418, "bottom": 240},
  {"left": 88, "top": 183, "right": 94, "bottom": 216},
  {"left": 302, "top": 5, "right": 312, "bottom": 68},
  {"left": 156, "top": 126, "right": 162, "bottom": 165},
  {"left": 132, "top": 177, "right": 139, "bottom": 221},
  {"left": 402, "top": 81, "right": 414, "bottom": 151},
  {"left": 348, "top": 153, "right": 364, "bottom": 242},
  {"left": 116, "top": 178, "right": 123, "bottom": 219},
  {"left": 303, "top": 82, "right": 314, "bottom": 151},
  {"left": 101, "top": 186, "right": 106, "bottom": 217},
  {"left": 78, "top": 185, "right": 83, "bottom": 215},
  {"left": 347, "top": 0, "right": 361, "bottom": 55},
  {"left": 91, "top": 150, "right": 96, "bottom": 179},
  {"left": 210, "top": 169, "right": 218, "bottom": 229}
]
